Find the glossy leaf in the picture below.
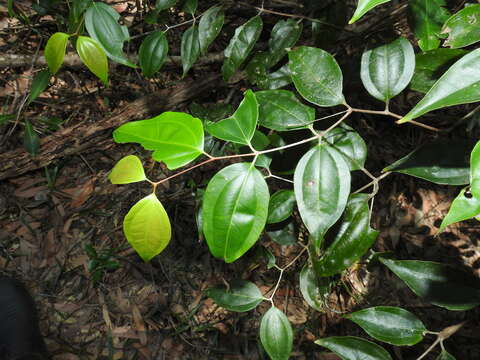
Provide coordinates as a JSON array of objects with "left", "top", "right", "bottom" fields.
[
  {"left": 206, "top": 90, "right": 258, "bottom": 145},
  {"left": 471, "top": 141, "right": 480, "bottom": 198},
  {"left": 315, "top": 336, "right": 392, "bottom": 360},
  {"left": 267, "top": 190, "right": 296, "bottom": 224},
  {"left": 27, "top": 70, "right": 50, "bottom": 105},
  {"left": 44, "top": 32, "right": 69, "bottom": 74},
  {"left": 155, "top": 0, "right": 176, "bottom": 11},
  {"left": 222, "top": 16, "right": 263, "bottom": 81},
  {"left": 299, "top": 264, "right": 330, "bottom": 312},
  {"left": 288, "top": 46, "right": 345, "bottom": 107},
  {"left": 360, "top": 37, "right": 415, "bottom": 102},
  {"left": 400, "top": 49, "right": 480, "bottom": 123},
  {"left": 258, "top": 65, "right": 292, "bottom": 90},
  {"left": 439, "top": 187, "right": 480, "bottom": 232},
  {"left": 384, "top": 140, "right": 473, "bottom": 185},
  {"left": 436, "top": 351, "right": 456, "bottom": 360},
  {"left": 408, "top": 0, "right": 450, "bottom": 52},
  {"left": 345, "top": 306, "right": 426, "bottom": 346},
  {"left": 113, "top": 112, "right": 204, "bottom": 170},
  {"left": 267, "top": 222, "right": 297, "bottom": 246},
  {"left": 123, "top": 193, "right": 171, "bottom": 262},
  {"left": 349, "top": 0, "right": 391, "bottom": 24},
  {"left": 198, "top": 6, "right": 224, "bottom": 55},
  {"left": 84, "top": 2, "right": 135, "bottom": 67},
  {"left": 268, "top": 19, "right": 302, "bottom": 67},
  {"left": 182, "top": 0, "right": 197, "bottom": 15},
  {"left": 324, "top": 124, "right": 367, "bottom": 171},
  {"left": 380, "top": 258, "right": 480, "bottom": 311},
  {"left": 76, "top": 36, "right": 109, "bottom": 85},
  {"left": 294, "top": 144, "right": 351, "bottom": 243},
  {"left": 207, "top": 279, "right": 263, "bottom": 312},
  {"left": 203, "top": 163, "right": 269, "bottom": 263},
  {"left": 260, "top": 307, "right": 293, "bottom": 360},
  {"left": 23, "top": 120, "right": 40, "bottom": 156},
  {"left": 139, "top": 31, "right": 168, "bottom": 78},
  {"left": 442, "top": 5, "right": 480, "bottom": 49},
  {"left": 256, "top": 90, "right": 314, "bottom": 131},
  {"left": 181, "top": 25, "right": 200, "bottom": 77},
  {"left": 246, "top": 52, "right": 270, "bottom": 85},
  {"left": 313, "top": 194, "right": 378, "bottom": 277},
  {"left": 108, "top": 155, "right": 146, "bottom": 184}
]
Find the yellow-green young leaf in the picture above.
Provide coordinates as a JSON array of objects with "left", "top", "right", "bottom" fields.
[
  {"left": 76, "top": 36, "right": 108, "bottom": 85},
  {"left": 108, "top": 155, "right": 146, "bottom": 184},
  {"left": 439, "top": 187, "right": 480, "bottom": 232},
  {"left": 349, "top": 0, "right": 391, "bottom": 24},
  {"left": 123, "top": 193, "right": 171, "bottom": 262},
  {"left": 260, "top": 307, "right": 293, "bottom": 360},
  {"left": 470, "top": 140, "right": 480, "bottom": 198},
  {"left": 44, "top": 32, "right": 69, "bottom": 74},
  {"left": 315, "top": 336, "right": 392, "bottom": 360}
]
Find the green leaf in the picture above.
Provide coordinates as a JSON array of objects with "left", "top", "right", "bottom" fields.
[
  {"left": 384, "top": 140, "right": 473, "bottom": 185},
  {"left": 345, "top": 306, "right": 426, "bottom": 346},
  {"left": 84, "top": 2, "right": 135, "bottom": 67},
  {"left": 267, "top": 222, "right": 297, "bottom": 246},
  {"left": 294, "top": 144, "right": 351, "bottom": 244},
  {"left": 267, "top": 190, "right": 296, "bottom": 224},
  {"left": 410, "top": 48, "right": 468, "bottom": 93},
  {"left": 299, "top": 264, "right": 330, "bottom": 312},
  {"left": 268, "top": 19, "right": 302, "bottom": 68},
  {"left": 113, "top": 112, "right": 204, "bottom": 170},
  {"left": 182, "top": 0, "right": 197, "bottom": 15},
  {"left": 324, "top": 124, "right": 367, "bottom": 171},
  {"left": 23, "top": 120, "right": 40, "bottom": 156},
  {"left": 222, "top": 16, "right": 263, "bottom": 82},
  {"left": 315, "top": 336, "right": 392, "bottom": 360},
  {"left": 0, "top": 114, "right": 15, "bottom": 127},
  {"left": 44, "top": 32, "right": 69, "bottom": 74},
  {"left": 257, "top": 246, "right": 276, "bottom": 269},
  {"left": 251, "top": 130, "right": 270, "bottom": 151},
  {"left": 198, "top": 6, "right": 224, "bottom": 55},
  {"left": 108, "top": 155, "right": 146, "bottom": 184},
  {"left": 207, "top": 279, "right": 263, "bottom": 312},
  {"left": 400, "top": 48, "right": 480, "bottom": 123},
  {"left": 155, "top": 0, "right": 176, "bottom": 11},
  {"left": 436, "top": 351, "right": 456, "bottom": 360},
  {"left": 246, "top": 52, "right": 270, "bottom": 85},
  {"left": 360, "top": 37, "right": 415, "bottom": 102},
  {"left": 260, "top": 307, "right": 293, "bottom": 360},
  {"left": 206, "top": 90, "right": 258, "bottom": 145},
  {"left": 27, "top": 70, "right": 50, "bottom": 105},
  {"left": 442, "top": 5, "right": 480, "bottom": 49},
  {"left": 439, "top": 187, "right": 480, "bottom": 232},
  {"left": 181, "top": 24, "right": 200, "bottom": 77},
  {"left": 313, "top": 194, "right": 378, "bottom": 277},
  {"left": 471, "top": 140, "right": 480, "bottom": 198},
  {"left": 123, "top": 193, "right": 171, "bottom": 262},
  {"left": 349, "top": 0, "right": 391, "bottom": 24},
  {"left": 380, "top": 258, "right": 480, "bottom": 311},
  {"left": 203, "top": 163, "right": 269, "bottom": 263},
  {"left": 139, "top": 31, "right": 168, "bottom": 78},
  {"left": 76, "top": 35, "right": 109, "bottom": 85},
  {"left": 256, "top": 90, "right": 315, "bottom": 131},
  {"left": 408, "top": 0, "right": 450, "bottom": 52},
  {"left": 288, "top": 46, "right": 345, "bottom": 107},
  {"left": 258, "top": 65, "right": 292, "bottom": 90}
]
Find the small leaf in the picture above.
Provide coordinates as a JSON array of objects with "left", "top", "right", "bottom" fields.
[
  {"left": 436, "top": 351, "right": 456, "bottom": 360},
  {"left": 207, "top": 279, "right": 263, "bottom": 312},
  {"left": 267, "top": 222, "right": 297, "bottom": 246},
  {"left": 439, "top": 187, "right": 480, "bottom": 232},
  {"left": 360, "top": 37, "right": 415, "bottom": 102},
  {"left": 123, "top": 193, "right": 171, "bottom": 262},
  {"left": 108, "top": 155, "right": 146, "bottom": 184},
  {"left": 198, "top": 6, "right": 224, "bottom": 55},
  {"left": 299, "top": 264, "right": 330, "bottom": 312},
  {"left": 345, "top": 306, "right": 426, "bottom": 346},
  {"left": 260, "top": 307, "right": 293, "bottom": 360},
  {"left": 257, "top": 246, "right": 276, "bottom": 269},
  {"left": 76, "top": 35, "right": 109, "bottom": 85},
  {"left": 470, "top": 140, "right": 480, "bottom": 198},
  {"left": 23, "top": 120, "right": 40, "bottom": 156},
  {"left": 349, "top": 0, "right": 391, "bottom": 24},
  {"left": 27, "top": 70, "right": 50, "bottom": 105},
  {"left": 288, "top": 46, "right": 345, "bottom": 107},
  {"left": 206, "top": 90, "right": 258, "bottom": 145},
  {"left": 442, "top": 5, "right": 480, "bottom": 49},
  {"left": 155, "top": 0, "right": 176, "bottom": 11},
  {"left": 44, "top": 32, "right": 70, "bottom": 74},
  {"left": 182, "top": 0, "right": 197, "bottom": 15},
  {"left": 315, "top": 336, "right": 393, "bottom": 360},
  {"left": 139, "top": 31, "right": 168, "bottom": 78},
  {"left": 251, "top": 130, "right": 270, "bottom": 151},
  {"left": 268, "top": 19, "right": 302, "bottom": 67},
  {"left": 380, "top": 258, "right": 480, "bottom": 311},
  {"left": 267, "top": 190, "right": 296, "bottom": 224},
  {"left": 181, "top": 24, "right": 200, "bottom": 76},
  {"left": 324, "top": 124, "right": 367, "bottom": 171},
  {"left": 203, "top": 163, "right": 269, "bottom": 263}
]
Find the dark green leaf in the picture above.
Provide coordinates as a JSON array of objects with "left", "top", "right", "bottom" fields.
[
  {"left": 258, "top": 65, "right": 292, "bottom": 90},
  {"left": 436, "top": 351, "right": 456, "bottom": 360},
  {"left": 350, "top": 0, "right": 391, "bottom": 24},
  {"left": 267, "top": 190, "right": 296, "bottom": 224},
  {"left": 315, "top": 336, "right": 393, "bottom": 360},
  {"left": 207, "top": 279, "right": 263, "bottom": 312},
  {"left": 189, "top": 102, "right": 233, "bottom": 122},
  {"left": 44, "top": 32, "right": 69, "bottom": 74},
  {"left": 246, "top": 52, "right": 270, "bottom": 85},
  {"left": 299, "top": 264, "right": 330, "bottom": 312},
  {"left": 325, "top": 124, "right": 367, "bottom": 171},
  {"left": 268, "top": 19, "right": 302, "bottom": 67},
  {"left": 198, "top": 6, "right": 224, "bottom": 55},
  {"left": 76, "top": 35, "right": 109, "bottom": 85},
  {"left": 471, "top": 140, "right": 480, "bottom": 198},
  {"left": 442, "top": 5, "right": 480, "bottom": 49},
  {"left": 257, "top": 246, "right": 276, "bottom": 269},
  {"left": 27, "top": 70, "right": 50, "bottom": 105},
  {"left": 439, "top": 187, "right": 480, "bottom": 232},
  {"left": 181, "top": 24, "right": 200, "bottom": 77},
  {"left": 155, "top": 0, "right": 176, "bottom": 11},
  {"left": 182, "top": 0, "right": 197, "bottom": 15},
  {"left": 0, "top": 114, "right": 15, "bottom": 127},
  {"left": 260, "top": 307, "right": 293, "bottom": 360},
  {"left": 23, "top": 120, "right": 40, "bottom": 156},
  {"left": 251, "top": 130, "right": 270, "bottom": 151},
  {"left": 267, "top": 222, "right": 297, "bottom": 246},
  {"left": 139, "top": 31, "right": 168, "bottom": 78}
]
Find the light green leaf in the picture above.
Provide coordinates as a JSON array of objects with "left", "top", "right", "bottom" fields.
[
  {"left": 268, "top": 19, "right": 302, "bottom": 67},
  {"left": 299, "top": 264, "right": 330, "bottom": 312},
  {"left": 324, "top": 124, "right": 367, "bottom": 171},
  {"left": 267, "top": 222, "right": 297, "bottom": 246},
  {"left": 260, "top": 307, "right": 293, "bottom": 360},
  {"left": 108, "top": 155, "right": 146, "bottom": 184},
  {"left": 44, "top": 32, "right": 69, "bottom": 74},
  {"left": 267, "top": 190, "right": 296, "bottom": 224},
  {"left": 203, "top": 163, "right": 269, "bottom": 263},
  {"left": 349, "top": 0, "right": 391, "bottom": 24},
  {"left": 439, "top": 187, "right": 480, "bottom": 232},
  {"left": 139, "top": 31, "right": 168, "bottom": 78},
  {"left": 198, "top": 6, "right": 224, "bottom": 55},
  {"left": 76, "top": 35, "right": 109, "bottom": 85},
  {"left": 155, "top": 0, "right": 176, "bottom": 11},
  {"left": 113, "top": 112, "right": 204, "bottom": 170},
  {"left": 181, "top": 24, "right": 200, "bottom": 77},
  {"left": 182, "top": 0, "right": 197, "bottom": 15},
  {"left": 360, "top": 37, "right": 415, "bottom": 102},
  {"left": 315, "top": 336, "right": 393, "bottom": 360},
  {"left": 442, "top": 5, "right": 480, "bottom": 49},
  {"left": 207, "top": 280, "right": 263, "bottom": 312},
  {"left": 380, "top": 258, "right": 480, "bottom": 311},
  {"left": 471, "top": 140, "right": 480, "bottom": 198},
  {"left": 206, "top": 90, "right": 258, "bottom": 145},
  {"left": 23, "top": 120, "right": 40, "bottom": 156},
  {"left": 288, "top": 46, "right": 345, "bottom": 107},
  {"left": 27, "top": 70, "right": 50, "bottom": 105},
  {"left": 436, "top": 351, "right": 456, "bottom": 360},
  {"left": 345, "top": 306, "right": 426, "bottom": 346}
]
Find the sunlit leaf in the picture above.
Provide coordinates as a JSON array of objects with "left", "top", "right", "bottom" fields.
[
  {"left": 181, "top": 24, "right": 200, "bottom": 77},
  {"left": 207, "top": 279, "right": 263, "bottom": 312},
  {"left": 442, "top": 5, "right": 480, "bottom": 49},
  {"left": 315, "top": 336, "right": 392, "bottom": 360},
  {"left": 139, "top": 31, "right": 168, "bottom": 78},
  {"left": 470, "top": 140, "right": 480, "bottom": 198},
  {"left": 439, "top": 187, "right": 480, "bottom": 232},
  {"left": 299, "top": 264, "right": 330, "bottom": 312},
  {"left": 198, "top": 6, "right": 224, "bottom": 55},
  {"left": 324, "top": 124, "right": 367, "bottom": 171},
  {"left": 108, "top": 155, "right": 146, "bottom": 184},
  {"left": 349, "top": 0, "right": 391, "bottom": 24},
  {"left": 267, "top": 190, "right": 296, "bottom": 224},
  {"left": 44, "top": 32, "right": 70, "bottom": 74},
  {"left": 76, "top": 36, "right": 109, "bottom": 85},
  {"left": 27, "top": 70, "right": 50, "bottom": 105},
  {"left": 260, "top": 307, "right": 293, "bottom": 360},
  {"left": 268, "top": 19, "right": 302, "bottom": 67},
  {"left": 23, "top": 120, "right": 40, "bottom": 156}
]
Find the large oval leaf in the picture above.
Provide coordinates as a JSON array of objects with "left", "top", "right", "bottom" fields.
[
  {"left": 76, "top": 36, "right": 109, "bottom": 85},
  {"left": 109, "top": 155, "right": 146, "bottom": 184},
  {"left": 207, "top": 279, "right": 263, "bottom": 312},
  {"left": 349, "top": 0, "right": 391, "bottom": 24},
  {"left": 439, "top": 187, "right": 480, "bottom": 232},
  {"left": 442, "top": 5, "right": 480, "bottom": 49},
  {"left": 113, "top": 112, "right": 204, "bottom": 170},
  {"left": 123, "top": 193, "right": 171, "bottom": 262},
  {"left": 268, "top": 19, "right": 302, "bottom": 68},
  {"left": 315, "top": 336, "right": 392, "bottom": 360},
  {"left": 260, "top": 307, "right": 293, "bottom": 360},
  {"left": 470, "top": 140, "right": 480, "bottom": 198},
  {"left": 288, "top": 46, "right": 344, "bottom": 107},
  {"left": 181, "top": 24, "right": 200, "bottom": 77},
  {"left": 203, "top": 163, "right": 269, "bottom": 263},
  {"left": 324, "top": 124, "right": 367, "bottom": 171},
  {"left": 198, "top": 6, "right": 224, "bottom": 55},
  {"left": 44, "top": 32, "right": 69, "bottom": 75},
  {"left": 299, "top": 264, "right": 330, "bottom": 312},
  {"left": 380, "top": 258, "right": 480, "bottom": 311},
  {"left": 399, "top": 48, "right": 480, "bottom": 123},
  {"left": 139, "top": 31, "right": 168, "bottom": 78},
  {"left": 360, "top": 37, "right": 415, "bottom": 102},
  {"left": 345, "top": 306, "right": 426, "bottom": 346},
  {"left": 267, "top": 189, "right": 296, "bottom": 224},
  {"left": 294, "top": 144, "right": 351, "bottom": 244}
]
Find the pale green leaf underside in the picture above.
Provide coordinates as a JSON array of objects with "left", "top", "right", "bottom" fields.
[
  {"left": 108, "top": 155, "right": 146, "bottom": 184},
  {"left": 442, "top": 5, "right": 480, "bottom": 49},
  {"left": 260, "top": 307, "right": 293, "bottom": 360}
]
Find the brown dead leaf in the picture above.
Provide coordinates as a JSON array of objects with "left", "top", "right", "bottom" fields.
[
  {"left": 70, "top": 177, "right": 96, "bottom": 208},
  {"left": 132, "top": 305, "right": 147, "bottom": 345}
]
